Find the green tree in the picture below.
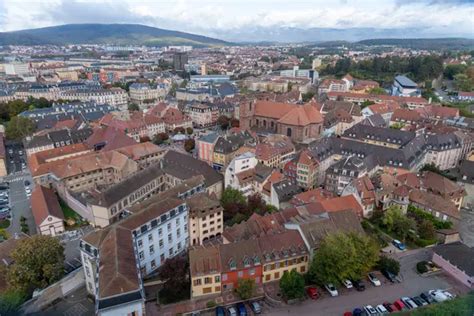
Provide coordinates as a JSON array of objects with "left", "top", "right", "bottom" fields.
[
  {"left": 235, "top": 278, "right": 255, "bottom": 300},
  {"left": 7, "top": 100, "right": 29, "bottom": 118},
  {"left": 217, "top": 115, "right": 230, "bottom": 130},
  {"left": 368, "top": 87, "right": 387, "bottom": 95},
  {"left": 128, "top": 103, "right": 140, "bottom": 111},
  {"left": 179, "top": 80, "right": 188, "bottom": 88},
  {"left": 382, "top": 206, "right": 416, "bottom": 241},
  {"left": 184, "top": 139, "right": 195, "bottom": 153},
  {"left": 454, "top": 73, "right": 474, "bottom": 92},
  {"left": 302, "top": 91, "right": 315, "bottom": 102},
  {"left": 186, "top": 127, "right": 193, "bottom": 135},
  {"left": 5, "top": 116, "right": 36, "bottom": 141},
  {"left": 443, "top": 64, "right": 467, "bottom": 80},
  {"left": 168, "top": 82, "right": 178, "bottom": 97},
  {"left": 418, "top": 220, "right": 436, "bottom": 240},
  {"left": 221, "top": 188, "right": 247, "bottom": 222},
  {"left": 308, "top": 232, "right": 379, "bottom": 286},
  {"left": 7, "top": 235, "right": 65, "bottom": 291},
  {"left": 280, "top": 270, "right": 305, "bottom": 300},
  {"left": 153, "top": 132, "right": 169, "bottom": 145},
  {"left": 0, "top": 289, "right": 27, "bottom": 316},
  {"left": 376, "top": 256, "right": 400, "bottom": 275}
]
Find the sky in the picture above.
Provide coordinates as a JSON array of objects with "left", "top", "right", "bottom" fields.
[{"left": 0, "top": 0, "right": 473, "bottom": 38}]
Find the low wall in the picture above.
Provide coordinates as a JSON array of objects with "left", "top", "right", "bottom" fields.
[{"left": 20, "top": 268, "right": 85, "bottom": 314}]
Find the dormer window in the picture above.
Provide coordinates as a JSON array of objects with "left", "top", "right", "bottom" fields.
[
  {"left": 229, "top": 259, "right": 237, "bottom": 270},
  {"left": 243, "top": 257, "right": 251, "bottom": 267},
  {"left": 254, "top": 256, "right": 261, "bottom": 265}
]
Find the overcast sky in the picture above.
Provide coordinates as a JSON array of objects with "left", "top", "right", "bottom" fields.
[{"left": 0, "top": 0, "right": 473, "bottom": 37}]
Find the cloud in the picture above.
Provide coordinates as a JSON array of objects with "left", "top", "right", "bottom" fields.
[{"left": 0, "top": 0, "right": 472, "bottom": 38}]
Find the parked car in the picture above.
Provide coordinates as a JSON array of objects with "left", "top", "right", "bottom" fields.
[
  {"left": 381, "top": 269, "right": 397, "bottom": 283},
  {"left": 382, "top": 302, "right": 396, "bottom": 312},
  {"left": 215, "top": 306, "right": 225, "bottom": 316},
  {"left": 306, "top": 286, "right": 319, "bottom": 299},
  {"left": 364, "top": 305, "right": 377, "bottom": 315},
  {"left": 392, "top": 239, "right": 406, "bottom": 250},
  {"left": 412, "top": 296, "right": 428, "bottom": 307},
  {"left": 237, "top": 303, "right": 247, "bottom": 316},
  {"left": 325, "top": 283, "right": 338, "bottom": 297},
  {"left": 227, "top": 306, "right": 238, "bottom": 316},
  {"left": 401, "top": 297, "right": 418, "bottom": 309},
  {"left": 393, "top": 299, "right": 406, "bottom": 311},
  {"left": 24, "top": 180, "right": 30, "bottom": 186},
  {"left": 420, "top": 292, "right": 435, "bottom": 304},
  {"left": 342, "top": 279, "right": 353, "bottom": 289},
  {"left": 250, "top": 301, "right": 261, "bottom": 314},
  {"left": 368, "top": 273, "right": 381, "bottom": 286},
  {"left": 352, "top": 308, "right": 363, "bottom": 316},
  {"left": 352, "top": 280, "right": 366, "bottom": 291},
  {"left": 429, "top": 290, "right": 449, "bottom": 302},
  {"left": 375, "top": 304, "right": 389, "bottom": 314},
  {"left": 441, "top": 290, "right": 455, "bottom": 299},
  {"left": 343, "top": 312, "right": 352, "bottom": 316}
]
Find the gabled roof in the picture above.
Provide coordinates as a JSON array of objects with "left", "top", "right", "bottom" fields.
[{"left": 31, "top": 186, "right": 64, "bottom": 226}]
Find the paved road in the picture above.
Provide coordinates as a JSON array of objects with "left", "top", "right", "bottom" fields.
[
  {"left": 3, "top": 142, "right": 36, "bottom": 235},
  {"left": 460, "top": 208, "right": 474, "bottom": 248},
  {"left": 268, "top": 249, "right": 466, "bottom": 316}
]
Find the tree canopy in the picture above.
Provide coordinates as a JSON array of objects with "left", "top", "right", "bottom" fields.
[
  {"left": 308, "top": 232, "right": 379, "bottom": 286},
  {"left": 157, "top": 255, "right": 190, "bottom": 304},
  {"left": 5, "top": 116, "right": 36, "bottom": 141},
  {"left": 382, "top": 206, "right": 416, "bottom": 241},
  {"left": 7, "top": 235, "right": 64, "bottom": 292},
  {"left": 235, "top": 278, "right": 255, "bottom": 300},
  {"left": 280, "top": 270, "right": 305, "bottom": 300}
]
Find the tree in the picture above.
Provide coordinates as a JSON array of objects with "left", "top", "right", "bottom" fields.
[
  {"left": 5, "top": 116, "right": 36, "bottom": 141},
  {"left": 128, "top": 103, "right": 140, "bottom": 111},
  {"left": 308, "top": 232, "right": 379, "bottom": 286},
  {"left": 302, "top": 92, "right": 315, "bottom": 102},
  {"left": 235, "top": 278, "right": 255, "bottom": 300},
  {"left": 382, "top": 206, "right": 416, "bottom": 241},
  {"left": 173, "top": 126, "right": 185, "bottom": 135},
  {"left": 157, "top": 255, "right": 190, "bottom": 304},
  {"left": 179, "top": 79, "right": 188, "bottom": 88},
  {"left": 221, "top": 188, "right": 247, "bottom": 222},
  {"left": 7, "top": 235, "right": 64, "bottom": 291},
  {"left": 186, "top": 127, "right": 193, "bottom": 135},
  {"left": 184, "top": 139, "right": 195, "bottom": 153},
  {"left": 280, "top": 270, "right": 305, "bottom": 300},
  {"left": 217, "top": 115, "right": 230, "bottom": 130},
  {"left": 368, "top": 87, "right": 387, "bottom": 95},
  {"left": 153, "top": 132, "right": 169, "bottom": 145},
  {"left": 0, "top": 289, "right": 27, "bottom": 316},
  {"left": 418, "top": 220, "right": 436, "bottom": 240},
  {"left": 7, "top": 100, "right": 29, "bottom": 118},
  {"left": 376, "top": 256, "right": 400, "bottom": 275},
  {"left": 168, "top": 82, "right": 178, "bottom": 97}
]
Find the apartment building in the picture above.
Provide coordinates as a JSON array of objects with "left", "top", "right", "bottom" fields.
[
  {"left": 129, "top": 83, "right": 167, "bottom": 108},
  {"left": 225, "top": 152, "right": 258, "bottom": 196},
  {"left": 212, "top": 131, "right": 255, "bottom": 171},
  {"left": 61, "top": 88, "right": 128, "bottom": 110},
  {"left": 187, "top": 193, "right": 224, "bottom": 245},
  {"left": 185, "top": 102, "right": 219, "bottom": 128},
  {"left": 255, "top": 135, "right": 295, "bottom": 169},
  {"left": 99, "top": 111, "right": 165, "bottom": 142},
  {"left": 325, "top": 156, "right": 374, "bottom": 195},
  {"left": 424, "top": 133, "right": 463, "bottom": 170},
  {"left": 196, "top": 133, "right": 219, "bottom": 166}
]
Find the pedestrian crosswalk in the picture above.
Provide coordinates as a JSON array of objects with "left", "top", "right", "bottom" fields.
[{"left": 8, "top": 176, "right": 25, "bottom": 182}]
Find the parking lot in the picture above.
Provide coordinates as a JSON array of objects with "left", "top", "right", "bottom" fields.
[{"left": 268, "top": 249, "right": 469, "bottom": 316}]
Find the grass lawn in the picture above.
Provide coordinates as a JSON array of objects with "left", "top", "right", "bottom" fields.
[{"left": 0, "top": 219, "right": 10, "bottom": 229}]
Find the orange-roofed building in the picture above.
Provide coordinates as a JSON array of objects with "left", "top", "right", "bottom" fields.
[{"left": 240, "top": 100, "right": 323, "bottom": 143}]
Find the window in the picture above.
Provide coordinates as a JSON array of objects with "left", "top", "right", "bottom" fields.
[
  {"left": 137, "top": 239, "right": 143, "bottom": 248},
  {"left": 176, "top": 217, "right": 180, "bottom": 225},
  {"left": 158, "top": 228, "right": 163, "bottom": 236},
  {"left": 222, "top": 273, "right": 228, "bottom": 281},
  {"left": 177, "top": 228, "right": 181, "bottom": 238},
  {"left": 149, "top": 245, "right": 154, "bottom": 255},
  {"left": 238, "top": 271, "right": 243, "bottom": 278},
  {"left": 159, "top": 239, "right": 164, "bottom": 248},
  {"left": 167, "top": 223, "right": 171, "bottom": 231},
  {"left": 169, "top": 248, "right": 173, "bottom": 256},
  {"left": 204, "top": 277, "right": 212, "bottom": 284},
  {"left": 193, "top": 278, "right": 202, "bottom": 286},
  {"left": 287, "top": 127, "right": 292, "bottom": 137},
  {"left": 148, "top": 234, "right": 153, "bottom": 242},
  {"left": 249, "top": 268, "right": 255, "bottom": 276},
  {"left": 139, "top": 251, "right": 144, "bottom": 260},
  {"left": 160, "top": 254, "right": 165, "bottom": 262},
  {"left": 168, "top": 234, "right": 172, "bottom": 242},
  {"left": 215, "top": 275, "right": 220, "bottom": 282},
  {"left": 151, "top": 260, "right": 156, "bottom": 269},
  {"left": 177, "top": 242, "right": 182, "bottom": 250}
]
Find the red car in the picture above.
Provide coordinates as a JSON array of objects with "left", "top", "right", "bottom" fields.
[
  {"left": 393, "top": 299, "right": 406, "bottom": 311},
  {"left": 343, "top": 312, "right": 353, "bottom": 316},
  {"left": 306, "top": 287, "right": 319, "bottom": 299}
]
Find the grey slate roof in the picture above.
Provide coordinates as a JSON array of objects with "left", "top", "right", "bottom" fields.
[
  {"left": 343, "top": 124, "right": 416, "bottom": 147},
  {"left": 395, "top": 75, "right": 417, "bottom": 88},
  {"left": 273, "top": 179, "right": 302, "bottom": 203},
  {"left": 433, "top": 242, "right": 474, "bottom": 276},
  {"left": 162, "top": 150, "right": 223, "bottom": 188}
]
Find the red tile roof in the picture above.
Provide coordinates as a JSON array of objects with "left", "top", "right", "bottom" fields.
[{"left": 31, "top": 186, "right": 64, "bottom": 227}]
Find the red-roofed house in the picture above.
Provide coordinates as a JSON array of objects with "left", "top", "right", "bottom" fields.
[
  {"left": 240, "top": 100, "right": 323, "bottom": 143},
  {"left": 31, "top": 186, "right": 65, "bottom": 236}
]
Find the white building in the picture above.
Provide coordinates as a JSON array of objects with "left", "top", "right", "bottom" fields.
[
  {"left": 4, "top": 62, "right": 30, "bottom": 76},
  {"left": 129, "top": 83, "right": 167, "bottom": 108},
  {"left": 225, "top": 152, "right": 258, "bottom": 196},
  {"left": 31, "top": 186, "right": 65, "bottom": 236},
  {"left": 392, "top": 75, "right": 421, "bottom": 97}
]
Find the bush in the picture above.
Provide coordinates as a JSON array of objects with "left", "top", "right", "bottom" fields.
[
  {"left": 235, "top": 279, "right": 255, "bottom": 300},
  {"left": 414, "top": 238, "right": 437, "bottom": 248},
  {"left": 408, "top": 205, "right": 453, "bottom": 230},
  {"left": 377, "top": 256, "right": 400, "bottom": 275},
  {"left": 417, "top": 261, "right": 428, "bottom": 274},
  {"left": 280, "top": 270, "right": 305, "bottom": 300},
  {"left": 206, "top": 301, "right": 217, "bottom": 308},
  {"left": 0, "top": 220, "right": 10, "bottom": 229}
]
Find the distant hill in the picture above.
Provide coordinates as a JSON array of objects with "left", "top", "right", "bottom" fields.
[
  {"left": 0, "top": 24, "right": 229, "bottom": 47},
  {"left": 356, "top": 38, "right": 474, "bottom": 50}
]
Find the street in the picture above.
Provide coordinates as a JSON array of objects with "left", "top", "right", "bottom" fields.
[
  {"left": 3, "top": 142, "right": 36, "bottom": 236},
  {"left": 268, "top": 249, "right": 469, "bottom": 316},
  {"left": 460, "top": 208, "right": 474, "bottom": 248}
]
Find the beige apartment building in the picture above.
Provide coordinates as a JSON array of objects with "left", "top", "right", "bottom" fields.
[{"left": 187, "top": 193, "right": 224, "bottom": 246}]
